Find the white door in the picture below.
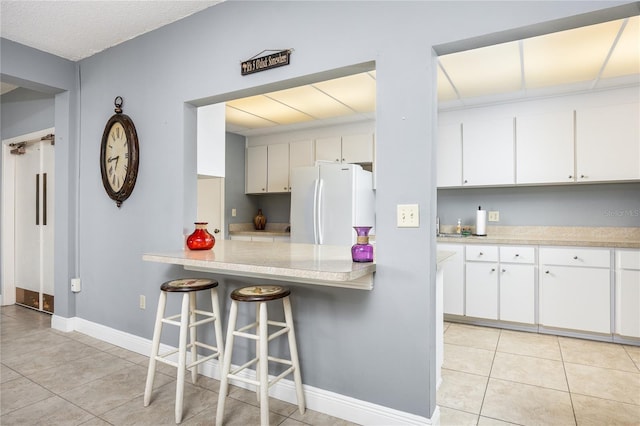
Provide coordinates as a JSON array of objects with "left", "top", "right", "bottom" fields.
[
  {"left": 8, "top": 133, "right": 55, "bottom": 312},
  {"left": 197, "top": 177, "right": 224, "bottom": 239}
]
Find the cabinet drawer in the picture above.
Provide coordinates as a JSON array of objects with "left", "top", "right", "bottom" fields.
[
  {"left": 617, "top": 250, "right": 640, "bottom": 270},
  {"left": 540, "top": 247, "right": 610, "bottom": 268},
  {"left": 466, "top": 245, "right": 498, "bottom": 262},
  {"left": 500, "top": 246, "right": 535, "bottom": 264}
]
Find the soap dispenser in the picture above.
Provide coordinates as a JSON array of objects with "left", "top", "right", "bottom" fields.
[{"left": 456, "top": 218, "right": 462, "bottom": 234}]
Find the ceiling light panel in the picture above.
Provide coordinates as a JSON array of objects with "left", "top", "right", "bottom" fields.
[
  {"left": 313, "top": 73, "right": 376, "bottom": 113},
  {"left": 225, "top": 106, "right": 279, "bottom": 130},
  {"left": 601, "top": 16, "right": 640, "bottom": 79},
  {"left": 439, "top": 41, "right": 521, "bottom": 98},
  {"left": 524, "top": 19, "right": 622, "bottom": 88},
  {"left": 437, "top": 65, "right": 458, "bottom": 102},
  {"left": 226, "top": 95, "right": 314, "bottom": 125},
  {"left": 266, "top": 85, "right": 354, "bottom": 119}
]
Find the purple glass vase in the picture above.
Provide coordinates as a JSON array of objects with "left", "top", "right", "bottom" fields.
[{"left": 351, "top": 226, "right": 374, "bottom": 263}]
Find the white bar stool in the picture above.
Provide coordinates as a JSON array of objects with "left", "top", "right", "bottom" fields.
[
  {"left": 144, "top": 278, "right": 224, "bottom": 424},
  {"left": 216, "top": 285, "right": 305, "bottom": 426}
]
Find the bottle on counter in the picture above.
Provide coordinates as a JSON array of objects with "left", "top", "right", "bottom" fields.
[{"left": 456, "top": 218, "right": 462, "bottom": 234}]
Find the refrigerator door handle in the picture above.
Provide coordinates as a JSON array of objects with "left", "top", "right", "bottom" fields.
[
  {"left": 312, "top": 178, "right": 320, "bottom": 244},
  {"left": 315, "top": 178, "right": 324, "bottom": 244}
]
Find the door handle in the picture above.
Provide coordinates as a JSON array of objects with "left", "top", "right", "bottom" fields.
[
  {"left": 213, "top": 229, "right": 220, "bottom": 234},
  {"left": 43, "top": 173, "right": 47, "bottom": 226},
  {"left": 36, "top": 174, "right": 40, "bottom": 225}
]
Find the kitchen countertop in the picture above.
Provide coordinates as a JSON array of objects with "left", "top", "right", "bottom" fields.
[
  {"left": 144, "top": 240, "right": 375, "bottom": 289},
  {"left": 436, "top": 226, "right": 640, "bottom": 248},
  {"left": 144, "top": 240, "right": 455, "bottom": 290},
  {"left": 228, "top": 222, "right": 290, "bottom": 237}
]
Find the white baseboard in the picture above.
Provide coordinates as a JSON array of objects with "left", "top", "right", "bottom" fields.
[{"left": 51, "top": 315, "right": 437, "bottom": 425}]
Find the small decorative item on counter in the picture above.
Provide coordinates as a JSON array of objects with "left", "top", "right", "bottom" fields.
[
  {"left": 351, "top": 226, "right": 374, "bottom": 263},
  {"left": 186, "top": 222, "right": 215, "bottom": 250},
  {"left": 462, "top": 226, "right": 472, "bottom": 236},
  {"left": 254, "top": 209, "right": 266, "bottom": 230}
]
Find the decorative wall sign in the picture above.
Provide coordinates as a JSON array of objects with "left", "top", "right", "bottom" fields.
[{"left": 241, "top": 49, "right": 292, "bottom": 76}]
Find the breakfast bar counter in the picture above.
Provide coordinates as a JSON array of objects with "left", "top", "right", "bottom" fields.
[{"left": 143, "top": 240, "right": 376, "bottom": 290}]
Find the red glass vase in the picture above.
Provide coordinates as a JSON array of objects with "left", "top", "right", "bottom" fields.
[{"left": 186, "top": 222, "right": 215, "bottom": 250}]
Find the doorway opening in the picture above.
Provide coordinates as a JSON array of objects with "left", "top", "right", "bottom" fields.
[{"left": 1, "top": 128, "right": 55, "bottom": 313}]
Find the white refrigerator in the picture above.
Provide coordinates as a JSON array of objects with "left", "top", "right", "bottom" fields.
[{"left": 290, "top": 163, "right": 375, "bottom": 245}]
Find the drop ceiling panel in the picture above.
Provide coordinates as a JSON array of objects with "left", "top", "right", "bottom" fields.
[
  {"left": 524, "top": 19, "right": 622, "bottom": 88},
  {"left": 226, "top": 95, "right": 314, "bottom": 125},
  {"left": 601, "top": 16, "right": 640, "bottom": 79},
  {"left": 266, "top": 86, "right": 355, "bottom": 119},
  {"left": 439, "top": 42, "right": 522, "bottom": 98},
  {"left": 437, "top": 66, "right": 458, "bottom": 102},
  {"left": 225, "top": 106, "right": 278, "bottom": 130},
  {"left": 312, "top": 73, "right": 376, "bottom": 113}
]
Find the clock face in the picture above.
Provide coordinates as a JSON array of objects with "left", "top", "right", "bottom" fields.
[{"left": 104, "top": 122, "right": 129, "bottom": 192}]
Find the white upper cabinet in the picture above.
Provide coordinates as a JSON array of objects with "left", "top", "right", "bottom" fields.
[
  {"left": 437, "top": 123, "right": 462, "bottom": 187},
  {"left": 246, "top": 145, "right": 268, "bottom": 193},
  {"left": 575, "top": 102, "right": 640, "bottom": 182},
  {"left": 289, "top": 140, "right": 314, "bottom": 171},
  {"left": 462, "top": 117, "right": 515, "bottom": 186},
  {"left": 315, "top": 133, "right": 374, "bottom": 164},
  {"left": 342, "top": 133, "right": 374, "bottom": 164},
  {"left": 267, "top": 143, "right": 290, "bottom": 193},
  {"left": 516, "top": 111, "right": 575, "bottom": 184}
]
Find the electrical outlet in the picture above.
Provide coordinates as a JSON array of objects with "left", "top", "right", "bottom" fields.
[
  {"left": 397, "top": 204, "right": 420, "bottom": 227},
  {"left": 71, "top": 278, "right": 81, "bottom": 293},
  {"left": 232, "top": 208, "right": 237, "bottom": 217},
  {"left": 139, "top": 295, "right": 146, "bottom": 310},
  {"left": 488, "top": 211, "right": 500, "bottom": 222}
]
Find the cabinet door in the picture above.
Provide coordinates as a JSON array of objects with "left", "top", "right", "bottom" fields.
[
  {"left": 439, "top": 244, "right": 465, "bottom": 315},
  {"left": 539, "top": 266, "right": 610, "bottom": 334},
  {"left": 516, "top": 111, "right": 575, "bottom": 184},
  {"left": 342, "top": 133, "right": 374, "bottom": 164},
  {"left": 246, "top": 146, "right": 267, "bottom": 193},
  {"left": 500, "top": 264, "right": 535, "bottom": 324},
  {"left": 616, "top": 269, "right": 640, "bottom": 338},
  {"left": 465, "top": 262, "right": 498, "bottom": 319},
  {"left": 315, "top": 136, "right": 342, "bottom": 163},
  {"left": 576, "top": 102, "right": 640, "bottom": 182},
  {"left": 463, "top": 117, "right": 515, "bottom": 186},
  {"left": 290, "top": 140, "right": 314, "bottom": 170},
  {"left": 437, "top": 123, "right": 462, "bottom": 187},
  {"left": 267, "top": 143, "right": 290, "bottom": 193}
]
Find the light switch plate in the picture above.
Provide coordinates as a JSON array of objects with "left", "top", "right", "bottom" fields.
[
  {"left": 71, "top": 278, "right": 81, "bottom": 293},
  {"left": 488, "top": 211, "right": 500, "bottom": 222},
  {"left": 397, "top": 204, "right": 420, "bottom": 227}
]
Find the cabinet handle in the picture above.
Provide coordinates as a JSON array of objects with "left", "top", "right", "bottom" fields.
[
  {"left": 335, "top": 158, "right": 340, "bottom": 162},
  {"left": 580, "top": 174, "right": 586, "bottom": 179},
  {"left": 284, "top": 186, "right": 287, "bottom": 190},
  {"left": 262, "top": 188, "right": 265, "bottom": 191},
  {"left": 545, "top": 270, "right": 550, "bottom": 274},
  {"left": 491, "top": 268, "right": 496, "bottom": 272},
  {"left": 568, "top": 175, "right": 573, "bottom": 179},
  {"left": 573, "top": 256, "right": 578, "bottom": 260},
  {"left": 501, "top": 269, "right": 506, "bottom": 273},
  {"left": 342, "top": 158, "right": 345, "bottom": 162},
  {"left": 464, "top": 179, "right": 468, "bottom": 184},
  {"left": 515, "top": 254, "right": 520, "bottom": 257},
  {"left": 479, "top": 252, "right": 483, "bottom": 256}
]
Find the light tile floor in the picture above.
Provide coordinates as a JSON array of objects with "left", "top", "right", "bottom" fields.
[
  {"left": 0, "top": 305, "right": 356, "bottom": 426},
  {"left": 438, "top": 322, "right": 640, "bottom": 425},
  {"left": 3, "top": 305, "right": 639, "bottom": 425}
]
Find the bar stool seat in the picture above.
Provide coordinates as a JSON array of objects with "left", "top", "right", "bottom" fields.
[
  {"left": 144, "top": 278, "right": 224, "bottom": 424},
  {"left": 216, "top": 285, "right": 305, "bottom": 426}
]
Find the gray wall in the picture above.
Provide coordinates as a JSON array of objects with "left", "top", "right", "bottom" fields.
[
  {"left": 2, "top": 1, "right": 637, "bottom": 420},
  {"left": 438, "top": 182, "right": 640, "bottom": 227},
  {"left": 1, "top": 87, "right": 55, "bottom": 139}
]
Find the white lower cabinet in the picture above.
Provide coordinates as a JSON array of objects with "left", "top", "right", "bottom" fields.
[
  {"left": 499, "top": 246, "right": 536, "bottom": 324},
  {"left": 466, "top": 262, "right": 498, "bottom": 320},
  {"left": 539, "top": 247, "right": 611, "bottom": 334},
  {"left": 438, "top": 244, "right": 464, "bottom": 315},
  {"left": 615, "top": 249, "right": 640, "bottom": 339}
]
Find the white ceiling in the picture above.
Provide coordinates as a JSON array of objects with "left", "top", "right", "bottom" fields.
[{"left": 1, "top": 3, "right": 638, "bottom": 136}]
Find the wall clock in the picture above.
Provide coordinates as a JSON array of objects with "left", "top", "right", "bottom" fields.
[{"left": 100, "top": 96, "right": 139, "bottom": 207}]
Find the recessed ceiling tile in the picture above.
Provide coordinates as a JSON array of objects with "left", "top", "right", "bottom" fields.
[
  {"left": 313, "top": 73, "right": 376, "bottom": 113},
  {"left": 601, "top": 16, "right": 640, "bottom": 79},
  {"left": 225, "top": 106, "right": 278, "bottom": 130},
  {"left": 439, "top": 41, "right": 521, "bottom": 98},
  {"left": 437, "top": 66, "right": 458, "bottom": 102},
  {"left": 226, "top": 95, "right": 314, "bottom": 125},
  {"left": 267, "top": 85, "right": 354, "bottom": 119},
  {"left": 524, "top": 19, "right": 622, "bottom": 88}
]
